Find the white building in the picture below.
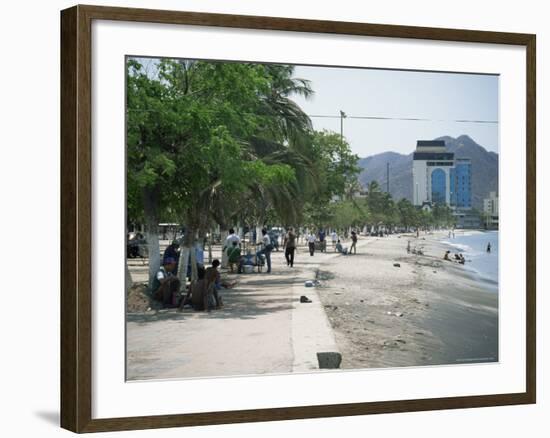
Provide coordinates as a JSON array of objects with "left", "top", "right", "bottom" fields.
[
  {"left": 483, "top": 191, "right": 499, "bottom": 228},
  {"left": 412, "top": 140, "right": 455, "bottom": 206}
]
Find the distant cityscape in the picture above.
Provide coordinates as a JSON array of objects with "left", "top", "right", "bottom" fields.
[
  {"left": 411, "top": 139, "right": 498, "bottom": 229},
  {"left": 355, "top": 136, "right": 499, "bottom": 230},
  {"left": 412, "top": 140, "right": 471, "bottom": 208}
]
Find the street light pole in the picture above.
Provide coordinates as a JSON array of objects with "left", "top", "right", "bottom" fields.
[{"left": 340, "top": 110, "right": 347, "bottom": 143}]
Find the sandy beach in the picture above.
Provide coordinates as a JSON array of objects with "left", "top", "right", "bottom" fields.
[
  {"left": 319, "top": 232, "right": 498, "bottom": 369},
  {"left": 126, "top": 231, "right": 498, "bottom": 380}
]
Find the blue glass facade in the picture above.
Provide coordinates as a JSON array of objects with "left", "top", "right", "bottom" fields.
[
  {"left": 431, "top": 169, "right": 446, "bottom": 205},
  {"left": 450, "top": 168, "right": 456, "bottom": 205},
  {"left": 450, "top": 160, "right": 471, "bottom": 208}
]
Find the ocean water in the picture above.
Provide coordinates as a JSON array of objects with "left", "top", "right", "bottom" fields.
[{"left": 441, "top": 231, "right": 499, "bottom": 289}]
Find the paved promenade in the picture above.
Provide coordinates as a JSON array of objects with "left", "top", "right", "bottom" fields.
[{"left": 126, "top": 240, "right": 369, "bottom": 380}]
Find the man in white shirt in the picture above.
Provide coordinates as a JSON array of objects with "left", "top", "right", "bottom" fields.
[
  {"left": 225, "top": 228, "right": 241, "bottom": 248},
  {"left": 331, "top": 230, "right": 338, "bottom": 251},
  {"left": 307, "top": 232, "right": 316, "bottom": 256},
  {"left": 223, "top": 228, "right": 241, "bottom": 268},
  {"left": 256, "top": 228, "right": 273, "bottom": 273}
]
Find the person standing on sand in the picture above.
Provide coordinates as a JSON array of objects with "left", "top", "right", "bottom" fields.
[
  {"left": 283, "top": 227, "right": 297, "bottom": 267},
  {"left": 307, "top": 232, "right": 316, "bottom": 256},
  {"left": 350, "top": 230, "right": 358, "bottom": 254},
  {"left": 258, "top": 228, "right": 273, "bottom": 273},
  {"left": 331, "top": 230, "right": 338, "bottom": 251},
  {"left": 318, "top": 229, "right": 326, "bottom": 252}
]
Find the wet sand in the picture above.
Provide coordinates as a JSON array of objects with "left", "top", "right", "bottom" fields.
[{"left": 318, "top": 232, "right": 498, "bottom": 369}]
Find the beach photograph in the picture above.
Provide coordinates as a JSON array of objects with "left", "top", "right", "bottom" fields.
[{"left": 125, "top": 57, "right": 499, "bottom": 380}]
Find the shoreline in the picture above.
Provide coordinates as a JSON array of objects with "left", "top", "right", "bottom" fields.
[
  {"left": 318, "top": 232, "right": 498, "bottom": 370},
  {"left": 434, "top": 229, "right": 499, "bottom": 291}
]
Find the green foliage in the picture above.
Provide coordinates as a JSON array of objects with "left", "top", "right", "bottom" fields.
[
  {"left": 310, "top": 130, "right": 360, "bottom": 203},
  {"left": 329, "top": 200, "right": 367, "bottom": 230},
  {"left": 127, "top": 57, "right": 456, "bottom": 240},
  {"left": 126, "top": 58, "right": 319, "bottom": 234}
]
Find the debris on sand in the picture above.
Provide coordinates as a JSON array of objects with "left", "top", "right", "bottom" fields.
[{"left": 127, "top": 283, "right": 157, "bottom": 313}]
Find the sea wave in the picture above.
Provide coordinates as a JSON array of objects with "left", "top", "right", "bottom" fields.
[{"left": 440, "top": 241, "right": 472, "bottom": 254}]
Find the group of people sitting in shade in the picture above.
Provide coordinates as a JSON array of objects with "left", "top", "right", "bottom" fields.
[
  {"left": 152, "top": 255, "right": 227, "bottom": 312},
  {"left": 443, "top": 250, "right": 466, "bottom": 264},
  {"left": 150, "top": 226, "right": 361, "bottom": 310}
]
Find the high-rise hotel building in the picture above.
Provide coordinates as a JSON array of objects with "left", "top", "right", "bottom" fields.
[{"left": 412, "top": 140, "right": 471, "bottom": 209}]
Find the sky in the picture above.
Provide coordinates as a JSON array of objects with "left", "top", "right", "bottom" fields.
[
  {"left": 291, "top": 65, "right": 499, "bottom": 157},
  {"left": 131, "top": 57, "right": 499, "bottom": 158}
]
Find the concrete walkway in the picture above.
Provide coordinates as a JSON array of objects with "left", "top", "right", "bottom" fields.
[{"left": 126, "top": 239, "right": 370, "bottom": 380}]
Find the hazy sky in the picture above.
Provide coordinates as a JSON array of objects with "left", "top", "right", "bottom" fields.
[{"left": 291, "top": 65, "right": 499, "bottom": 157}]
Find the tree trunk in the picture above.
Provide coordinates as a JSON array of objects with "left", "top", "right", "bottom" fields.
[
  {"left": 178, "top": 246, "right": 190, "bottom": 286},
  {"left": 178, "top": 224, "right": 195, "bottom": 286},
  {"left": 207, "top": 229, "right": 213, "bottom": 264},
  {"left": 190, "top": 244, "right": 198, "bottom": 282},
  {"left": 255, "top": 225, "right": 263, "bottom": 245},
  {"left": 220, "top": 230, "right": 229, "bottom": 268},
  {"left": 143, "top": 187, "right": 160, "bottom": 291}
]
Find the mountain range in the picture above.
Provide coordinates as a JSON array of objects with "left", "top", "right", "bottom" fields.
[{"left": 357, "top": 135, "right": 499, "bottom": 210}]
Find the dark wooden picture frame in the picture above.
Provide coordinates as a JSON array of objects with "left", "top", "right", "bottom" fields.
[{"left": 60, "top": 4, "right": 536, "bottom": 433}]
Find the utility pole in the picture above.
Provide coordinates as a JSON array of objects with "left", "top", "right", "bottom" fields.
[
  {"left": 340, "top": 110, "right": 347, "bottom": 143},
  {"left": 386, "top": 162, "right": 390, "bottom": 194}
]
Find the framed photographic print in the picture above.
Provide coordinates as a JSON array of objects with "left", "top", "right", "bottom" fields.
[{"left": 60, "top": 4, "right": 536, "bottom": 433}]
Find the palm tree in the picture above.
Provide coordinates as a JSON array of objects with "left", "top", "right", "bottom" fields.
[{"left": 244, "top": 65, "right": 318, "bottom": 227}]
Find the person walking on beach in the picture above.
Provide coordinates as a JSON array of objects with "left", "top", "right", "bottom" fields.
[
  {"left": 350, "top": 230, "right": 358, "bottom": 254},
  {"left": 331, "top": 230, "right": 338, "bottom": 251},
  {"left": 318, "top": 229, "right": 326, "bottom": 252},
  {"left": 307, "top": 232, "right": 316, "bottom": 256},
  {"left": 283, "top": 227, "right": 297, "bottom": 267}
]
